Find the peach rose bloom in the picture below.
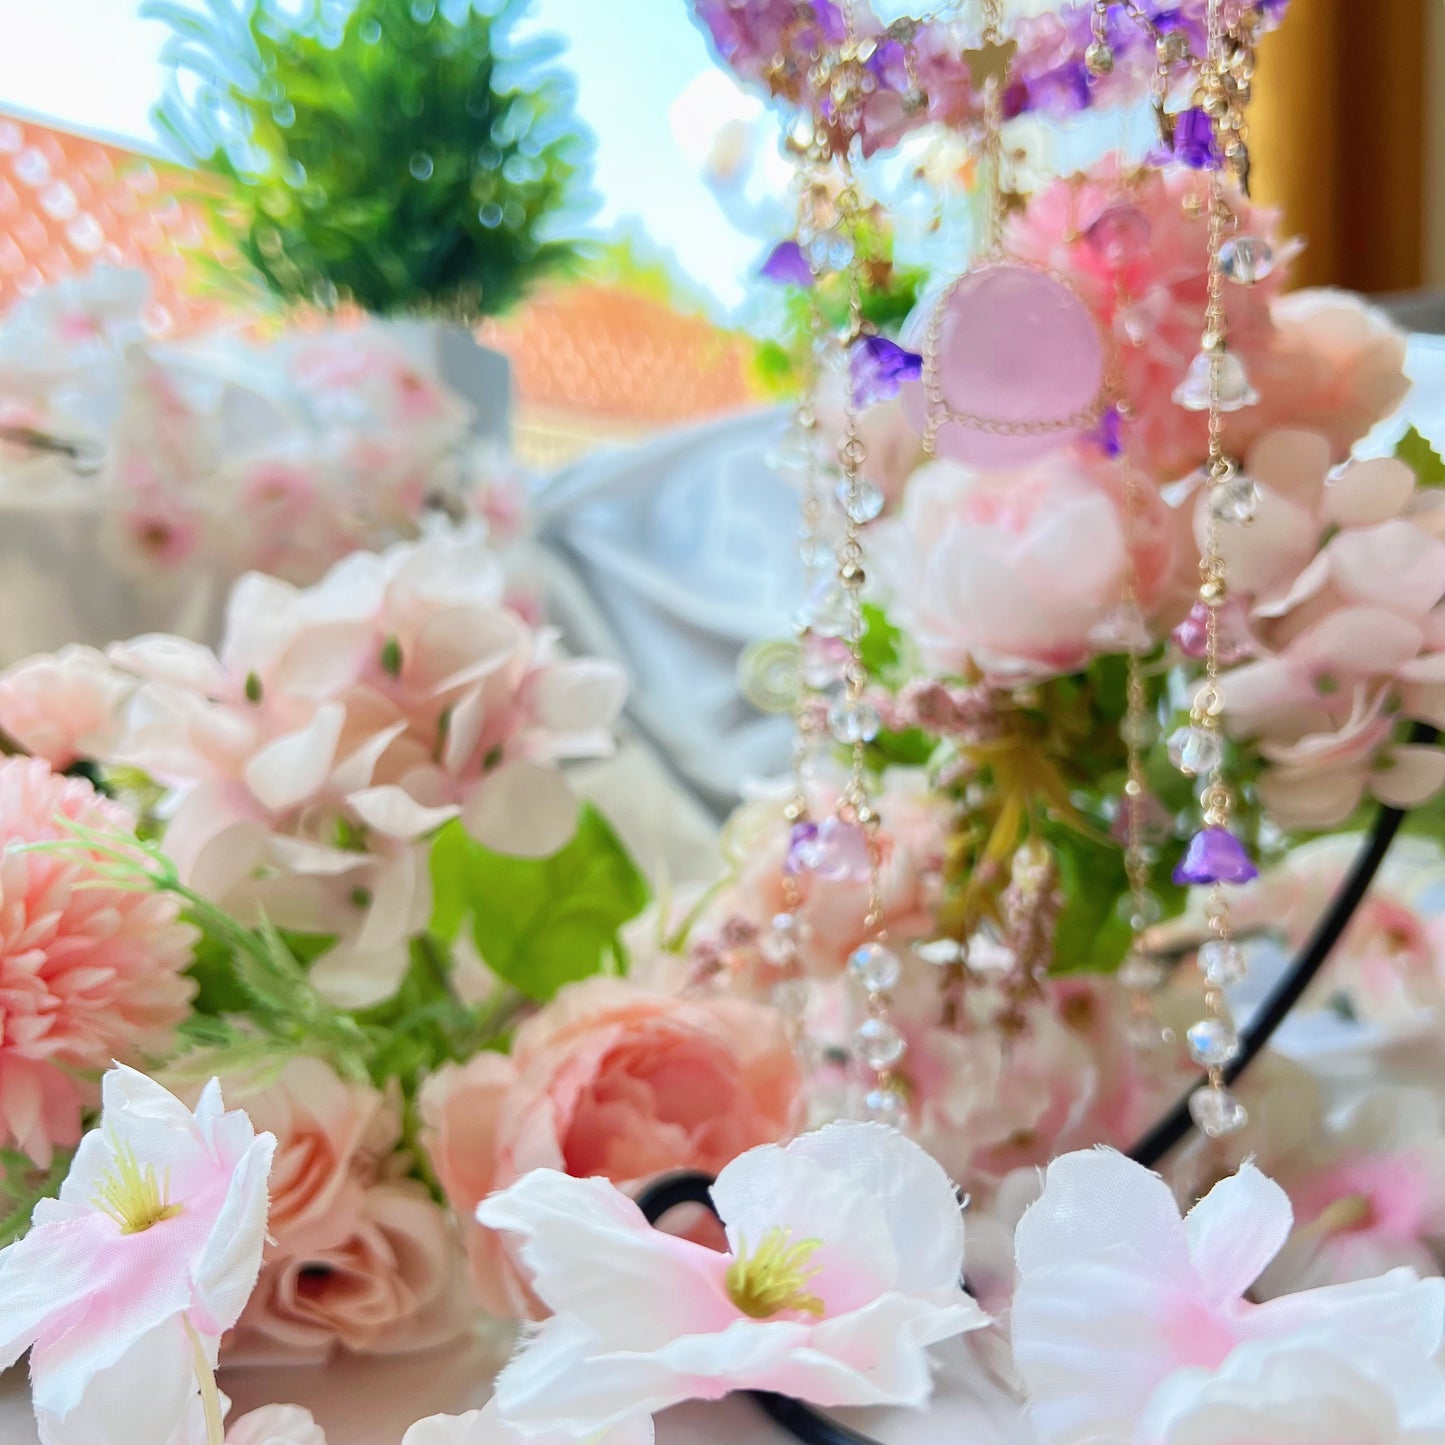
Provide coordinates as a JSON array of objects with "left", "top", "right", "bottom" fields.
[
  {"left": 419, "top": 976, "right": 803, "bottom": 1318},
  {"left": 203, "top": 1055, "right": 473, "bottom": 1365}
]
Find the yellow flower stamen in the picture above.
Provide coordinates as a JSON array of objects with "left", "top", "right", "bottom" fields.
[
  {"left": 93, "top": 1140, "right": 184, "bottom": 1235},
  {"left": 726, "top": 1226, "right": 825, "bottom": 1319}
]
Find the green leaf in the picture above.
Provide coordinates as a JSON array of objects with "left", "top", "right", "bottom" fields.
[
  {"left": 868, "top": 727, "right": 937, "bottom": 769},
  {"left": 429, "top": 804, "right": 649, "bottom": 1002},
  {"left": 1397, "top": 426, "right": 1445, "bottom": 487},
  {"left": 859, "top": 603, "right": 903, "bottom": 679}
]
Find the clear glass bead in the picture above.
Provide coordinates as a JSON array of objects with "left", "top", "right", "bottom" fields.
[
  {"left": 861, "top": 1084, "right": 908, "bottom": 1128},
  {"left": 1189, "top": 1083, "right": 1248, "bottom": 1138},
  {"left": 1092, "top": 601, "right": 1151, "bottom": 655},
  {"left": 1173, "top": 350, "right": 1259, "bottom": 413},
  {"left": 1199, "top": 938, "right": 1246, "bottom": 987},
  {"left": 798, "top": 578, "right": 852, "bottom": 639},
  {"left": 767, "top": 427, "right": 816, "bottom": 479},
  {"left": 802, "top": 635, "right": 849, "bottom": 689},
  {"left": 855, "top": 1016, "right": 907, "bottom": 1070},
  {"left": 1118, "top": 953, "right": 1165, "bottom": 991},
  {"left": 772, "top": 978, "right": 809, "bottom": 1015},
  {"left": 835, "top": 476, "right": 885, "bottom": 524},
  {"left": 1209, "top": 474, "right": 1261, "bottom": 525},
  {"left": 1126, "top": 1015, "right": 1168, "bottom": 1051},
  {"left": 1187, "top": 1016, "right": 1242, "bottom": 1068},
  {"left": 828, "top": 696, "right": 881, "bottom": 744},
  {"left": 1220, "top": 235, "right": 1275, "bottom": 285},
  {"left": 1168, "top": 724, "right": 1223, "bottom": 778},
  {"left": 806, "top": 226, "right": 855, "bottom": 274},
  {"left": 799, "top": 535, "right": 836, "bottom": 570},
  {"left": 1116, "top": 890, "right": 1163, "bottom": 929},
  {"left": 849, "top": 940, "right": 902, "bottom": 993}
]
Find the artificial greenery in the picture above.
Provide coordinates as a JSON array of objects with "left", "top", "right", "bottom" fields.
[{"left": 146, "top": 0, "right": 595, "bottom": 318}]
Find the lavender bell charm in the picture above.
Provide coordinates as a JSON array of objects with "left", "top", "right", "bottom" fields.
[
  {"left": 850, "top": 335, "right": 923, "bottom": 408},
  {"left": 1174, "top": 827, "right": 1259, "bottom": 887}
]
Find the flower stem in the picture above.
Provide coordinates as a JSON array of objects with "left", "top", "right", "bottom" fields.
[{"left": 185, "top": 1319, "right": 224, "bottom": 1445}]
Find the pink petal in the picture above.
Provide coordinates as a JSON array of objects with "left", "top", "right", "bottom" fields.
[
  {"left": 1247, "top": 429, "right": 1332, "bottom": 504},
  {"left": 1257, "top": 764, "right": 1368, "bottom": 830},
  {"left": 1371, "top": 745, "right": 1445, "bottom": 809},
  {"left": 1324, "top": 457, "right": 1417, "bottom": 527},
  {"left": 1328, "top": 521, "right": 1445, "bottom": 617},
  {"left": 1296, "top": 606, "right": 1424, "bottom": 676},
  {"left": 348, "top": 785, "right": 460, "bottom": 840}
]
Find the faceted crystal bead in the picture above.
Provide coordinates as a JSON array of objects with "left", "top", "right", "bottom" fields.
[
  {"left": 849, "top": 940, "right": 903, "bottom": 993},
  {"left": 764, "top": 911, "right": 800, "bottom": 965},
  {"left": 836, "top": 476, "right": 885, "bottom": 524},
  {"left": 861, "top": 1085, "right": 908, "bottom": 1128},
  {"left": 799, "top": 578, "right": 852, "bottom": 638},
  {"left": 855, "top": 1016, "right": 907, "bottom": 1070},
  {"left": 1199, "top": 938, "right": 1246, "bottom": 987},
  {"left": 1189, "top": 1083, "right": 1248, "bottom": 1138},
  {"left": 1116, "top": 889, "right": 1163, "bottom": 929},
  {"left": 828, "top": 696, "right": 881, "bottom": 744},
  {"left": 1118, "top": 953, "right": 1165, "bottom": 991},
  {"left": 792, "top": 817, "right": 871, "bottom": 882},
  {"left": 767, "top": 426, "right": 816, "bottom": 479},
  {"left": 1168, "top": 724, "right": 1223, "bottom": 777},
  {"left": 1173, "top": 350, "right": 1259, "bottom": 412},
  {"left": 1091, "top": 601, "right": 1151, "bottom": 655},
  {"left": 1220, "top": 235, "right": 1275, "bottom": 285},
  {"left": 772, "top": 978, "right": 809, "bottom": 1015},
  {"left": 1126, "top": 1015, "right": 1168, "bottom": 1051},
  {"left": 806, "top": 226, "right": 855, "bottom": 275},
  {"left": 799, "top": 534, "right": 836, "bottom": 570},
  {"left": 1187, "top": 1016, "right": 1242, "bottom": 1067},
  {"left": 1209, "top": 474, "right": 1261, "bottom": 525},
  {"left": 1084, "top": 40, "right": 1115, "bottom": 76}
]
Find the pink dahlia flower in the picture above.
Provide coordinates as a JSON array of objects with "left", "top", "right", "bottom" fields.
[{"left": 0, "top": 757, "right": 196, "bottom": 1163}]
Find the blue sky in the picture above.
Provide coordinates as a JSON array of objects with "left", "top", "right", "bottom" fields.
[{"left": 0, "top": 0, "right": 777, "bottom": 308}]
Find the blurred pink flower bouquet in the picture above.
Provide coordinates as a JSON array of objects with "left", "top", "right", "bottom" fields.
[{"left": 0, "top": 267, "right": 530, "bottom": 584}]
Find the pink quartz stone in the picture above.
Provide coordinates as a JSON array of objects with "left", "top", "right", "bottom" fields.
[{"left": 901, "top": 264, "right": 1105, "bottom": 470}]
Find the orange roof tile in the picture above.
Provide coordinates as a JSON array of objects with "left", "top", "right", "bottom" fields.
[
  {"left": 0, "top": 110, "right": 224, "bottom": 335},
  {"left": 481, "top": 283, "right": 758, "bottom": 426}
]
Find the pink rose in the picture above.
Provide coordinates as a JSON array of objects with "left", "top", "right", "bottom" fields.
[
  {"left": 419, "top": 976, "right": 803, "bottom": 1318},
  {"left": 209, "top": 1056, "right": 473, "bottom": 1364},
  {"left": 880, "top": 451, "right": 1191, "bottom": 681},
  {"left": 0, "top": 644, "right": 130, "bottom": 769}
]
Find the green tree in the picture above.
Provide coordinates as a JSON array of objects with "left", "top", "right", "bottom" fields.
[{"left": 147, "top": 0, "right": 595, "bottom": 318}]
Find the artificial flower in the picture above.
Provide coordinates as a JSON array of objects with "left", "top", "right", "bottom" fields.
[
  {"left": 879, "top": 449, "right": 1189, "bottom": 681},
  {"left": 0, "top": 644, "right": 130, "bottom": 768},
  {"left": 0, "top": 1065, "right": 276, "bottom": 1445},
  {"left": 1012, "top": 1148, "right": 1445, "bottom": 1445},
  {"left": 479, "top": 1120, "right": 987, "bottom": 1434},
  {"left": 0, "top": 756, "right": 196, "bottom": 1163},
  {"left": 421, "top": 974, "right": 802, "bottom": 1318},
  {"left": 97, "top": 526, "right": 625, "bottom": 1006},
  {"left": 220, "top": 1405, "right": 328, "bottom": 1445},
  {"left": 202, "top": 1056, "right": 472, "bottom": 1365}
]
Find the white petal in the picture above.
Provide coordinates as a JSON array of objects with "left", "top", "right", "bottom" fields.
[
  {"left": 243, "top": 704, "right": 345, "bottom": 812},
  {"left": 1245, "top": 1268, "right": 1445, "bottom": 1360},
  {"left": 190, "top": 1131, "right": 277, "bottom": 1337},
  {"left": 1183, "top": 1162, "right": 1293, "bottom": 1307},
  {"left": 348, "top": 785, "right": 460, "bottom": 839},
  {"left": 461, "top": 761, "right": 578, "bottom": 858},
  {"left": 1014, "top": 1149, "right": 1190, "bottom": 1282}
]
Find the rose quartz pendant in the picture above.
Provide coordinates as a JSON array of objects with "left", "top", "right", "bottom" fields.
[{"left": 902, "top": 264, "right": 1105, "bottom": 470}]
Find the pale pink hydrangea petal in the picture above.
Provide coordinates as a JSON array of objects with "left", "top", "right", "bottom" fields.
[
  {"left": 1371, "top": 746, "right": 1445, "bottom": 810},
  {"left": 1325, "top": 457, "right": 1418, "bottom": 528},
  {"left": 462, "top": 760, "right": 578, "bottom": 858},
  {"left": 243, "top": 704, "right": 346, "bottom": 812}
]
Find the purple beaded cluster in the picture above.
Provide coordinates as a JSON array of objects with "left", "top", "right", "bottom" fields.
[{"left": 691, "top": 1, "right": 1288, "bottom": 154}]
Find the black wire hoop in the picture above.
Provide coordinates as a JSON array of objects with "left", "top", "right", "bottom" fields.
[{"left": 637, "top": 726, "right": 1439, "bottom": 1445}]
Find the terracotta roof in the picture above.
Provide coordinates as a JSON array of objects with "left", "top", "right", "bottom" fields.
[
  {"left": 481, "top": 283, "right": 758, "bottom": 425},
  {"left": 0, "top": 111, "right": 760, "bottom": 430},
  {"left": 0, "top": 111, "right": 224, "bottom": 335}
]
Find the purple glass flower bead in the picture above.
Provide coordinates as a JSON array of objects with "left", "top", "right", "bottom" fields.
[
  {"left": 1174, "top": 827, "right": 1259, "bottom": 887},
  {"left": 851, "top": 335, "right": 923, "bottom": 408},
  {"left": 760, "top": 240, "right": 815, "bottom": 288},
  {"left": 1093, "top": 405, "right": 1124, "bottom": 458},
  {"left": 784, "top": 821, "right": 819, "bottom": 876},
  {"left": 1173, "top": 108, "right": 1220, "bottom": 169}
]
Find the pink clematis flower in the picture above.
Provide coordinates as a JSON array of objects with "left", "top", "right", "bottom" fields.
[
  {"left": 401, "top": 1400, "right": 652, "bottom": 1445},
  {"left": 1012, "top": 1149, "right": 1445, "bottom": 1445},
  {"left": 0, "top": 1065, "right": 276, "bottom": 1445},
  {"left": 478, "top": 1120, "right": 988, "bottom": 1435}
]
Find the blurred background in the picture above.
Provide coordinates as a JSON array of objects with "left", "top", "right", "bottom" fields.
[{"left": 0, "top": 0, "right": 1439, "bottom": 471}]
